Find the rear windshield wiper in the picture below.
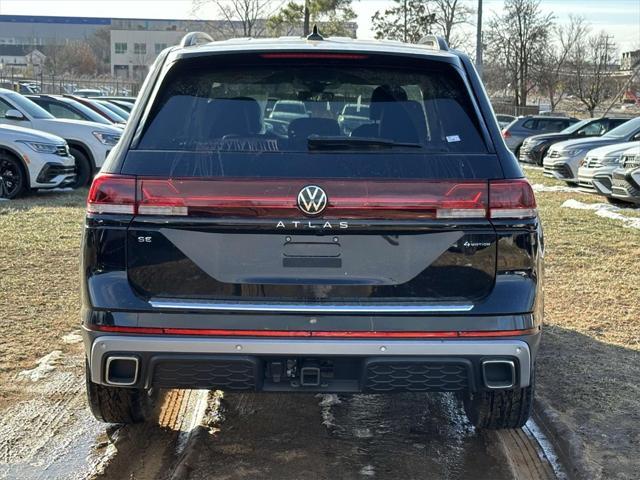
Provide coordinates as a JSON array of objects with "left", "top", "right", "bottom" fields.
[{"left": 307, "top": 136, "right": 425, "bottom": 151}]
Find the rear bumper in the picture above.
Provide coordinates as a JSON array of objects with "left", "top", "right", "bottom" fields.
[{"left": 85, "top": 331, "right": 538, "bottom": 393}]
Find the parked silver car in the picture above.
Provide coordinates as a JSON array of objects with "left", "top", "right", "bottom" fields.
[
  {"left": 501, "top": 115, "right": 579, "bottom": 155},
  {"left": 543, "top": 116, "right": 640, "bottom": 184},
  {"left": 577, "top": 141, "right": 640, "bottom": 198}
]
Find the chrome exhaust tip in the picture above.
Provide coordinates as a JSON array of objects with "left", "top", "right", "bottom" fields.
[
  {"left": 105, "top": 356, "right": 139, "bottom": 386},
  {"left": 482, "top": 359, "right": 516, "bottom": 389}
]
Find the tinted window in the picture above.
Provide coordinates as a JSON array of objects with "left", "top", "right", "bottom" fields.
[
  {"left": 603, "top": 116, "right": 640, "bottom": 139},
  {"left": 342, "top": 105, "right": 370, "bottom": 117},
  {"left": 47, "top": 102, "right": 84, "bottom": 120},
  {"left": 578, "top": 120, "right": 606, "bottom": 136},
  {"left": 522, "top": 119, "right": 536, "bottom": 129},
  {"left": 138, "top": 55, "right": 487, "bottom": 160},
  {"left": 537, "top": 119, "right": 567, "bottom": 132}
]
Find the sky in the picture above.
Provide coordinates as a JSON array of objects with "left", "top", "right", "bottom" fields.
[{"left": 0, "top": 0, "right": 638, "bottom": 51}]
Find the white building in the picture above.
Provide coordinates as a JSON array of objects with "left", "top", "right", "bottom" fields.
[{"left": 110, "top": 30, "right": 184, "bottom": 79}]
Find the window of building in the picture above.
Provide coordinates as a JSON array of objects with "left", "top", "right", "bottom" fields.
[
  {"left": 155, "top": 43, "right": 168, "bottom": 54},
  {"left": 115, "top": 42, "right": 127, "bottom": 54},
  {"left": 134, "top": 43, "right": 147, "bottom": 55}
]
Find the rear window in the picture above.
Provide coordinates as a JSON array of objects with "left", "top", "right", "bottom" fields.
[{"left": 130, "top": 53, "right": 493, "bottom": 179}]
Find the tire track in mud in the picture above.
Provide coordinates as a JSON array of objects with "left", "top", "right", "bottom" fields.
[{"left": 177, "top": 392, "right": 561, "bottom": 480}]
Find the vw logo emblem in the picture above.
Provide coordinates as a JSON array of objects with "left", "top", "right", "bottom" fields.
[{"left": 297, "top": 185, "right": 328, "bottom": 216}]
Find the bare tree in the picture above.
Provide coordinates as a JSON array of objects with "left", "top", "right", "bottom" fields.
[
  {"left": 192, "top": 0, "right": 282, "bottom": 37},
  {"left": 372, "top": 0, "right": 471, "bottom": 45},
  {"left": 570, "top": 31, "right": 619, "bottom": 117},
  {"left": 430, "top": 0, "right": 474, "bottom": 48},
  {"left": 485, "top": 0, "right": 553, "bottom": 107},
  {"left": 534, "top": 15, "right": 588, "bottom": 111}
]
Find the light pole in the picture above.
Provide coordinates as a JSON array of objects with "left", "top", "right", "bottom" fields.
[
  {"left": 303, "top": 0, "right": 310, "bottom": 36},
  {"left": 476, "top": 0, "right": 483, "bottom": 77}
]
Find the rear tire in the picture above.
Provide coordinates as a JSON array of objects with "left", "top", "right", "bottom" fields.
[
  {"left": 463, "top": 374, "right": 534, "bottom": 429},
  {"left": 85, "top": 361, "right": 158, "bottom": 424},
  {"left": 70, "top": 147, "right": 91, "bottom": 188},
  {"left": 0, "top": 152, "right": 27, "bottom": 199}
]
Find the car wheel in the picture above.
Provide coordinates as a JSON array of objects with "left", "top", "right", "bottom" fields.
[
  {"left": 70, "top": 147, "right": 92, "bottom": 188},
  {"left": 85, "top": 360, "right": 158, "bottom": 424},
  {"left": 0, "top": 152, "right": 26, "bottom": 199},
  {"left": 462, "top": 371, "right": 534, "bottom": 429}
]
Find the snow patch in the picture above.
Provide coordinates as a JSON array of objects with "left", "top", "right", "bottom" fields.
[
  {"left": 532, "top": 183, "right": 580, "bottom": 193},
  {"left": 562, "top": 199, "right": 640, "bottom": 229},
  {"left": 359, "top": 465, "right": 376, "bottom": 476},
  {"left": 317, "top": 394, "right": 341, "bottom": 428},
  {"left": 17, "top": 351, "right": 63, "bottom": 382},
  {"left": 62, "top": 330, "right": 83, "bottom": 344}
]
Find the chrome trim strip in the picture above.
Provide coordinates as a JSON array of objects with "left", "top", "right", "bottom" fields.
[
  {"left": 90, "top": 336, "right": 531, "bottom": 388},
  {"left": 148, "top": 299, "right": 474, "bottom": 314}
]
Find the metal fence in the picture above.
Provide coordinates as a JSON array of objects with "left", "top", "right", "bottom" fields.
[
  {"left": 0, "top": 73, "right": 141, "bottom": 97},
  {"left": 491, "top": 102, "right": 540, "bottom": 117}
]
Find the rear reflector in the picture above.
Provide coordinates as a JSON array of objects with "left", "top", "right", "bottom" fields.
[
  {"left": 92, "top": 325, "right": 539, "bottom": 338},
  {"left": 88, "top": 176, "right": 536, "bottom": 221}
]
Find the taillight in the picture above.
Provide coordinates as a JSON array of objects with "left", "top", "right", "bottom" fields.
[
  {"left": 87, "top": 174, "right": 136, "bottom": 214},
  {"left": 489, "top": 179, "right": 537, "bottom": 219},
  {"left": 502, "top": 129, "right": 511, "bottom": 139},
  {"left": 87, "top": 177, "right": 536, "bottom": 221}
]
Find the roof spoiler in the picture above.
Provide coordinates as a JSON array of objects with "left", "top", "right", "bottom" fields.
[
  {"left": 418, "top": 35, "right": 449, "bottom": 51},
  {"left": 180, "top": 31, "right": 214, "bottom": 48}
]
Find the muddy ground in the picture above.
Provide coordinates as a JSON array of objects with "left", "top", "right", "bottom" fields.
[{"left": 0, "top": 346, "right": 560, "bottom": 480}]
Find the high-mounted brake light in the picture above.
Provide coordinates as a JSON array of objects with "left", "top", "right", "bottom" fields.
[
  {"left": 87, "top": 174, "right": 136, "bottom": 214},
  {"left": 489, "top": 179, "right": 537, "bottom": 219},
  {"left": 260, "top": 53, "right": 368, "bottom": 60}
]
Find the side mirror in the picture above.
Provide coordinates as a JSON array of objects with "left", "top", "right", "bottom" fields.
[{"left": 5, "top": 109, "right": 25, "bottom": 121}]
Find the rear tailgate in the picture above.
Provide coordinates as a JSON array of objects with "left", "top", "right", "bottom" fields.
[{"left": 125, "top": 176, "right": 498, "bottom": 305}]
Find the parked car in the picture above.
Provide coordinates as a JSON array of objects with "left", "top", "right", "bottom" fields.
[
  {"left": 90, "top": 96, "right": 136, "bottom": 112},
  {"left": 611, "top": 145, "right": 640, "bottom": 205},
  {"left": 94, "top": 99, "right": 130, "bottom": 120},
  {"left": 27, "top": 94, "right": 114, "bottom": 125},
  {"left": 63, "top": 95, "right": 127, "bottom": 125},
  {"left": 496, "top": 114, "right": 515, "bottom": 129},
  {"left": 0, "top": 88, "right": 122, "bottom": 187},
  {"left": 73, "top": 88, "right": 104, "bottom": 97},
  {"left": 338, "top": 103, "right": 370, "bottom": 135},
  {"left": 83, "top": 33, "right": 542, "bottom": 430},
  {"left": 0, "top": 124, "right": 75, "bottom": 198},
  {"left": 577, "top": 141, "right": 639, "bottom": 200},
  {"left": 543, "top": 116, "right": 640, "bottom": 184},
  {"left": 501, "top": 115, "right": 579, "bottom": 155},
  {"left": 519, "top": 117, "right": 630, "bottom": 165},
  {"left": 268, "top": 100, "right": 309, "bottom": 123}
]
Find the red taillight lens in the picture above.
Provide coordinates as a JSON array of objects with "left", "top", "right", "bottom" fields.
[
  {"left": 501, "top": 129, "right": 511, "bottom": 139},
  {"left": 136, "top": 178, "right": 488, "bottom": 219},
  {"left": 489, "top": 179, "right": 537, "bottom": 219},
  {"left": 87, "top": 174, "right": 136, "bottom": 214},
  {"left": 88, "top": 177, "right": 536, "bottom": 221}
]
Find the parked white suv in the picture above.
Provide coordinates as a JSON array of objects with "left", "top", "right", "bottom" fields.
[
  {"left": 577, "top": 141, "right": 640, "bottom": 198},
  {"left": 0, "top": 124, "right": 75, "bottom": 198},
  {"left": 0, "top": 88, "right": 121, "bottom": 187}
]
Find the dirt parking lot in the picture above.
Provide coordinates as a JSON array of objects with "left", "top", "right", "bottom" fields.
[{"left": 0, "top": 168, "right": 638, "bottom": 479}]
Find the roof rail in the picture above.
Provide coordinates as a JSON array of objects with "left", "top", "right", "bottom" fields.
[
  {"left": 417, "top": 35, "right": 449, "bottom": 51},
  {"left": 180, "top": 31, "right": 214, "bottom": 48}
]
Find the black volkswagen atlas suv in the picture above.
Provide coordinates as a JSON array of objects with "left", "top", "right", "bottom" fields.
[{"left": 82, "top": 32, "right": 543, "bottom": 429}]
